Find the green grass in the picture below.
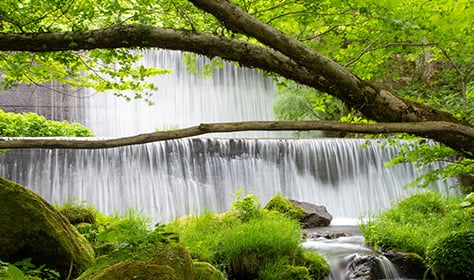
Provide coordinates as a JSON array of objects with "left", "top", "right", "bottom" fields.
[
  {"left": 361, "top": 191, "right": 473, "bottom": 258},
  {"left": 166, "top": 192, "right": 330, "bottom": 280},
  {"left": 57, "top": 192, "right": 329, "bottom": 280}
]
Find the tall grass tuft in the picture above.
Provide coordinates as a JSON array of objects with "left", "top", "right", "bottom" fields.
[
  {"left": 166, "top": 191, "right": 330, "bottom": 280},
  {"left": 217, "top": 211, "right": 302, "bottom": 279}
]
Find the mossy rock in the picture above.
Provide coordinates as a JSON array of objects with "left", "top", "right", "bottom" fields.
[
  {"left": 149, "top": 244, "right": 195, "bottom": 280},
  {"left": 60, "top": 205, "right": 96, "bottom": 225},
  {"left": 194, "top": 262, "right": 226, "bottom": 280},
  {"left": 259, "top": 263, "right": 312, "bottom": 280},
  {"left": 294, "top": 251, "right": 330, "bottom": 280},
  {"left": 279, "top": 265, "right": 311, "bottom": 280},
  {"left": 264, "top": 195, "right": 305, "bottom": 221},
  {"left": 0, "top": 177, "right": 95, "bottom": 275},
  {"left": 84, "top": 260, "right": 177, "bottom": 280},
  {"left": 78, "top": 244, "right": 196, "bottom": 280}
]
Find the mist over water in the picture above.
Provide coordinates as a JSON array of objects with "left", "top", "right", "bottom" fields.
[{"left": 0, "top": 50, "right": 458, "bottom": 224}]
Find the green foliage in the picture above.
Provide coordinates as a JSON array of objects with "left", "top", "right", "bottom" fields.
[
  {"left": 75, "top": 207, "right": 185, "bottom": 279},
  {"left": 460, "top": 192, "right": 474, "bottom": 214},
  {"left": 216, "top": 211, "right": 302, "bottom": 278},
  {"left": 264, "top": 0, "right": 473, "bottom": 128},
  {"left": 426, "top": 230, "right": 474, "bottom": 280},
  {"left": 0, "top": 109, "right": 93, "bottom": 137},
  {"left": 296, "top": 251, "right": 330, "bottom": 280},
  {"left": 93, "top": 209, "right": 152, "bottom": 247},
  {"left": 0, "top": 259, "right": 60, "bottom": 280},
  {"left": 0, "top": 262, "right": 24, "bottom": 280},
  {"left": 231, "top": 189, "right": 263, "bottom": 222},
  {"left": 183, "top": 53, "right": 223, "bottom": 78},
  {"left": 164, "top": 211, "right": 238, "bottom": 262},
  {"left": 382, "top": 138, "right": 474, "bottom": 191},
  {"left": 272, "top": 79, "right": 348, "bottom": 134},
  {"left": 194, "top": 261, "right": 226, "bottom": 280},
  {"left": 166, "top": 191, "right": 329, "bottom": 280},
  {"left": 361, "top": 192, "right": 473, "bottom": 258},
  {"left": 259, "top": 261, "right": 311, "bottom": 280},
  {"left": 264, "top": 194, "right": 305, "bottom": 221}
]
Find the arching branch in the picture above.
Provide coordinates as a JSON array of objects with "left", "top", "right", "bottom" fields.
[{"left": 0, "top": 121, "right": 473, "bottom": 151}]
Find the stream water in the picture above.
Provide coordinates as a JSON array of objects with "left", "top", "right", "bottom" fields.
[{"left": 303, "top": 227, "right": 402, "bottom": 280}]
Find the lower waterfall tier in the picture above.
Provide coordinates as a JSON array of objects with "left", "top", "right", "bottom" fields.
[{"left": 0, "top": 138, "right": 458, "bottom": 224}]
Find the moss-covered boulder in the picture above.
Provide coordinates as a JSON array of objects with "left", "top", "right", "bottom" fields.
[
  {"left": 294, "top": 251, "right": 330, "bottom": 280},
  {"left": 0, "top": 177, "right": 95, "bottom": 275},
  {"left": 149, "top": 244, "right": 195, "bottom": 280},
  {"left": 264, "top": 195, "right": 332, "bottom": 227},
  {"left": 60, "top": 205, "right": 96, "bottom": 225},
  {"left": 264, "top": 195, "right": 305, "bottom": 221},
  {"left": 194, "top": 262, "right": 226, "bottom": 280},
  {"left": 78, "top": 244, "right": 196, "bottom": 280},
  {"left": 83, "top": 260, "right": 178, "bottom": 280}
]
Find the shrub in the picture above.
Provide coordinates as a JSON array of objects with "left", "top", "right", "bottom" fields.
[
  {"left": 264, "top": 194, "right": 305, "bottom": 221},
  {"left": 165, "top": 211, "right": 241, "bottom": 262},
  {"left": 426, "top": 230, "right": 474, "bottom": 280},
  {"left": 216, "top": 211, "right": 302, "bottom": 279},
  {"left": 396, "top": 191, "right": 445, "bottom": 215},
  {"left": 360, "top": 191, "right": 472, "bottom": 257},
  {"left": 0, "top": 109, "right": 94, "bottom": 137},
  {"left": 231, "top": 189, "right": 263, "bottom": 222},
  {"left": 166, "top": 191, "right": 330, "bottom": 280}
]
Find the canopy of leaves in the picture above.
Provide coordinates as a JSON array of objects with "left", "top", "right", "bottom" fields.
[{"left": 264, "top": 0, "right": 473, "bottom": 124}]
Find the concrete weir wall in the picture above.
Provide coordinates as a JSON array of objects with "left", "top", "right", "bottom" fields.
[{"left": 0, "top": 82, "right": 87, "bottom": 124}]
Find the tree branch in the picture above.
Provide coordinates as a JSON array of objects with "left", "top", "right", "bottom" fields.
[
  {"left": 0, "top": 121, "right": 473, "bottom": 150},
  {"left": 0, "top": 12, "right": 472, "bottom": 155}
]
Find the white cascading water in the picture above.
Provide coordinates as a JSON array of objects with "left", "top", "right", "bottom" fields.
[
  {"left": 83, "top": 50, "right": 279, "bottom": 137},
  {"left": 0, "top": 138, "right": 457, "bottom": 225},
  {"left": 0, "top": 50, "right": 458, "bottom": 225}
]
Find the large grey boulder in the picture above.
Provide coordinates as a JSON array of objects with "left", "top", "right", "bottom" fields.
[
  {"left": 289, "top": 199, "right": 332, "bottom": 227},
  {"left": 0, "top": 176, "right": 95, "bottom": 275}
]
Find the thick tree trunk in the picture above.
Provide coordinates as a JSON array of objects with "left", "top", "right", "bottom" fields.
[
  {"left": 0, "top": 121, "right": 472, "bottom": 150},
  {"left": 0, "top": 0, "right": 472, "bottom": 155}
]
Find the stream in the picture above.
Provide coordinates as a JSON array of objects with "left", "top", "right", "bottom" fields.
[{"left": 302, "top": 226, "right": 408, "bottom": 280}]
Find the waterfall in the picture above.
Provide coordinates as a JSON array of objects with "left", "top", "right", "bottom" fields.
[
  {"left": 0, "top": 138, "right": 456, "bottom": 224},
  {"left": 82, "top": 50, "right": 279, "bottom": 137},
  {"left": 0, "top": 50, "right": 458, "bottom": 224}
]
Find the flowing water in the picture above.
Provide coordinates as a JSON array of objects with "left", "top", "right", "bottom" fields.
[
  {"left": 82, "top": 50, "right": 280, "bottom": 138},
  {"left": 303, "top": 233, "right": 402, "bottom": 279},
  {"left": 0, "top": 137, "right": 457, "bottom": 224}
]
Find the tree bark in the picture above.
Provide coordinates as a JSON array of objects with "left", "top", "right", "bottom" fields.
[
  {"left": 0, "top": 121, "right": 472, "bottom": 150},
  {"left": 0, "top": 0, "right": 472, "bottom": 156}
]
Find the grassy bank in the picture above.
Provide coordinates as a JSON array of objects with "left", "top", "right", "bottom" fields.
[{"left": 360, "top": 191, "right": 473, "bottom": 279}]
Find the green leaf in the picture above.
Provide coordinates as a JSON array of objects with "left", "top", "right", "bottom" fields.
[{"left": 7, "top": 264, "right": 24, "bottom": 280}]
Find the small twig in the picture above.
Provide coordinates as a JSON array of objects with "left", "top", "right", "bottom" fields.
[
  {"left": 66, "top": 259, "right": 73, "bottom": 280},
  {"left": 344, "top": 34, "right": 384, "bottom": 68}
]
